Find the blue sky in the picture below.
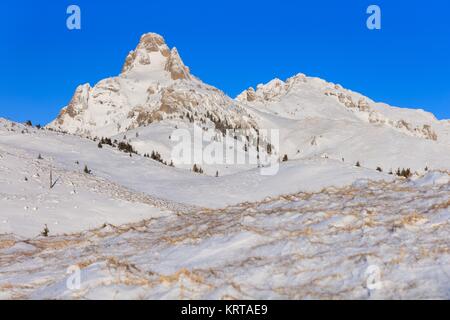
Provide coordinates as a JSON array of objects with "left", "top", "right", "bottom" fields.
[{"left": 1, "top": 0, "right": 449, "bottom": 125}]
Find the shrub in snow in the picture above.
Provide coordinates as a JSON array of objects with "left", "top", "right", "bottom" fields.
[
  {"left": 118, "top": 141, "right": 136, "bottom": 154},
  {"left": 84, "top": 165, "right": 91, "bottom": 175},
  {"left": 396, "top": 168, "right": 412, "bottom": 179},
  {"left": 41, "top": 224, "right": 49, "bottom": 237},
  {"left": 100, "top": 137, "right": 113, "bottom": 146},
  {"left": 193, "top": 164, "right": 204, "bottom": 174},
  {"left": 151, "top": 151, "right": 162, "bottom": 162}
]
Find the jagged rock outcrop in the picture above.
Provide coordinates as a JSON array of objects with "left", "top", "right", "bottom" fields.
[
  {"left": 122, "top": 33, "right": 171, "bottom": 73},
  {"left": 47, "top": 33, "right": 256, "bottom": 138},
  {"left": 237, "top": 74, "right": 307, "bottom": 103},
  {"left": 54, "top": 84, "right": 90, "bottom": 126},
  {"left": 164, "top": 48, "right": 191, "bottom": 80}
]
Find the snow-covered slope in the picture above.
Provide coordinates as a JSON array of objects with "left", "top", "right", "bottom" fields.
[
  {"left": 237, "top": 73, "right": 449, "bottom": 144},
  {"left": 1, "top": 118, "right": 392, "bottom": 217},
  {"left": 237, "top": 74, "right": 450, "bottom": 173},
  {"left": 1, "top": 114, "right": 450, "bottom": 299},
  {"left": 1, "top": 172, "right": 449, "bottom": 299}
]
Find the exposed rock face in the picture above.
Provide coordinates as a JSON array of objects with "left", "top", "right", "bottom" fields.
[
  {"left": 329, "top": 90, "right": 438, "bottom": 141},
  {"left": 121, "top": 33, "right": 177, "bottom": 74},
  {"left": 55, "top": 84, "right": 91, "bottom": 124},
  {"left": 236, "top": 74, "right": 308, "bottom": 103},
  {"left": 164, "top": 48, "right": 191, "bottom": 80},
  {"left": 240, "top": 87, "right": 256, "bottom": 102}
]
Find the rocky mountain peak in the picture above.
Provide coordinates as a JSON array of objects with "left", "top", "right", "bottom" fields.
[
  {"left": 138, "top": 33, "right": 168, "bottom": 52},
  {"left": 121, "top": 33, "right": 190, "bottom": 80}
]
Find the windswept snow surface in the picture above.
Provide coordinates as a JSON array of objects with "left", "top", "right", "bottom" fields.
[
  {"left": 0, "top": 178, "right": 449, "bottom": 299},
  {"left": 1, "top": 118, "right": 450, "bottom": 299}
]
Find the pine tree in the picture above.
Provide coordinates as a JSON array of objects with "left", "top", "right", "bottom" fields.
[
  {"left": 193, "top": 164, "right": 203, "bottom": 174},
  {"left": 41, "top": 224, "right": 49, "bottom": 237}
]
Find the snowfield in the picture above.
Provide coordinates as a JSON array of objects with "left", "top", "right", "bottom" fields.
[
  {"left": 1, "top": 32, "right": 450, "bottom": 300},
  {"left": 0, "top": 120, "right": 395, "bottom": 213},
  {"left": 1, "top": 118, "right": 449, "bottom": 299},
  {"left": 0, "top": 175, "right": 449, "bottom": 299}
]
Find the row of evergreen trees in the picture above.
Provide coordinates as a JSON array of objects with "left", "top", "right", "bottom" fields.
[
  {"left": 356, "top": 160, "right": 414, "bottom": 178},
  {"left": 143, "top": 151, "right": 174, "bottom": 167}
]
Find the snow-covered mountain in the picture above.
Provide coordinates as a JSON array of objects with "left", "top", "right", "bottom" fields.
[
  {"left": 47, "top": 33, "right": 257, "bottom": 138},
  {"left": 237, "top": 73, "right": 449, "bottom": 143},
  {"left": 237, "top": 74, "right": 450, "bottom": 173},
  {"left": 47, "top": 33, "right": 450, "bottom": 175}
]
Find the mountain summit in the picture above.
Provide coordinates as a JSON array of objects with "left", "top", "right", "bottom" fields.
[
  {"left": 121, "top": 33, "right": 191, "bottom": 80},
  {"left": 47, "top": 33, "right": 256, "bottom": 138}
]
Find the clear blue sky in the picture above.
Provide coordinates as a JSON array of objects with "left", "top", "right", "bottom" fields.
[{"left": 1, "top": 0, "right": 449, "bottom": 125}]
